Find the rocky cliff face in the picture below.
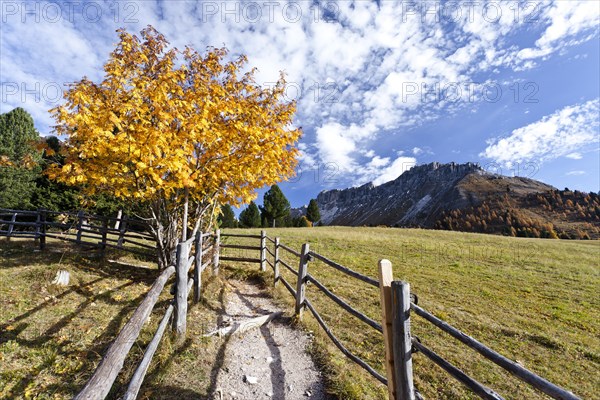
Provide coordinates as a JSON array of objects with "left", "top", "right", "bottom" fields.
[{"left": 312, "top": 162, "right": 554, "bottom": 227}]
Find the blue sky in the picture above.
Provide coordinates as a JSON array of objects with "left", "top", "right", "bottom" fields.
[{"left": 1, "top": 0, "right": 599, "bottom": 210}]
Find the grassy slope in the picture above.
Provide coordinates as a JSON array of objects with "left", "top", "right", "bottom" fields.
[
  {"left": 221, "top": 227, "right": 599, "bottom": 399},
  {"left": 0, "top": 238, "right": 230, "bottom": 400}
]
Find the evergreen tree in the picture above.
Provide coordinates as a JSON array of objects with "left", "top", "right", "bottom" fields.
[
  {"left": 281, "top": 214, "right": 294, "bottom": 227},
  {"left": 262, "top": 184, "right": 290, "bottom": 227},
  {"left": 239, "top": 201, "right": 261, "bottom": 228},
  {"left": 306, "top": 199, "right": 321, "bottom": 224},
  {"left": 31, "top": 136, "right": 80, "bottom": 212},
  {"left": 218, "top": 204, "right": 237, "bottom": 228},
  {"left": 0, "top": 108, "right": 41, "bottom": 209}
]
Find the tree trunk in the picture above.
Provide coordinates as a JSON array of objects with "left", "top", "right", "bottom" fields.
[
  {"left": 114, "top": 209, "right": 123, "bottom": 230},
  {"left": 182, "top": 187, "right": 189, "bottom": 241}
]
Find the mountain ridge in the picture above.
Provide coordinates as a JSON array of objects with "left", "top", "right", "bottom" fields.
[{"left": 294, "top": 162, "right": 600, "bottom": 239}]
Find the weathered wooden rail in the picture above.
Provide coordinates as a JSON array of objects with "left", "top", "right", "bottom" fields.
[
  {"left": 0, "top": 208, "right": 155, "bottom": 258},
  {"left": 1, "top": 215, "right": 582, "bottom": 399},
  {"left": 219, "top": 231, "right": 582, "bottom": 400},
  {"left": 74, "top": 230, "right": 216, "bottom": 400},
  {"left": 406, "top": 299, "right": 580, "bottom": 400}
]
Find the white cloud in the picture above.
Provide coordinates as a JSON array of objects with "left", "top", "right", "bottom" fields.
[
  {"left": 481, "top": 99, "right": 600, "bottom": 167},
  {"left": 517, "top": 2, "right": 599, "bottom": 64},
  {"left": 566, "top": 170, "right": 586, "bottom": 176},
  {"left": 315, "top": 122, "right": 378, "bottom": 173},
  {"left": 565, "top": 152, "right": 583, "bottom": 160},
  {"left": 412, "top": 147, "right": 423, "bottom": 156},
  {"left": 372, "top": 156, "right": 417, "bottom": 186},
  {"left": 368, "top": 156, "right": 390, "bottom": 168}
]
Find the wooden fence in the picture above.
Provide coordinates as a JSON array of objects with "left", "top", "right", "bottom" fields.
[
  {"left": 74, "top": 230, "right": 216, "bottom": 400},
  {"left": 220, "top": 231, "right": 581, "bottom": 400},
  {"left": 0, "top": 207, "right": 219, "bottom": 399},
  {"left": 0, "top": 216, "right": 581, "bottom": 399},
  {"left": 0, "top": 208, "right": 155, "bottom": 258}
]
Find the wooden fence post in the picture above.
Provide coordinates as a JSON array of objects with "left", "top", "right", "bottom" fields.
[
  {"left": 295, "top": 243, "right": 310, "bottom": 319},
  {"left": 76, "top": 210, "right": 84, "bottom": 244},
  {"left": 194, "top": 232, "right": 203, "bottom": 304},
  {"left": 260, "top": 230, "right": 267, "bottom": 271},
  {"left": 7, "top": 212, "right": 16, "bottom": 240},
  {"left": 274, "top": 237, "right": 280, "bottom": 286},
  {"left": 379, "top": 259, "right": 396, "bottom": 400},
  {"left": 392, "top": 281, "right": 415, "bottom": 400},
  {"left": 34, "top": 209, "right": 41, "bottom": 242},
  {"left": 100, "top": 216, "right": 108, "bottom": 254},
  {"left": 212, "top": 229, "right": 220, "bottom": 274},
  {"left": 173, "top": 241, "right": 191, "bottom": 337},
  {"left": 117, "top": 215, "right": 128, "bottom": 248},
  {"left": 39, "top": 210, "right": 46, "bottom": 250},
  {"left": 114, "top": 208, "right": 123, "bottom": 230}
]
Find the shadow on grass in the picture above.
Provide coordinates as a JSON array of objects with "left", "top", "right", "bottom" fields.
[
  {"left": 2, "top": 280, "right": 147, "bottom": 397},
  {"left": 0, "top": 239, "right": 175, "bottom": 398},
  {"left": 1, "top": 240, "right": 157, "bottom": 283},
  {"left": 1, "top": 280, "right": 137, "bottom": 347},
  {"left": 138, "top": 338, "right": 198, "bottom": 399},
  {"left": 0, "top": 238, "right": 156, "bottom": 276},
  {"left": 124, "top": 385, "right": 206, "bottom": 400},
  {"left": 0, "top": 276, "right": 106, "bottom": 327}
]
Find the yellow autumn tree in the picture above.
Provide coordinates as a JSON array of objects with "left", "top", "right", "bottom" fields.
[{"left": 49, "top": 26, "right": 301, "bottom": 268}]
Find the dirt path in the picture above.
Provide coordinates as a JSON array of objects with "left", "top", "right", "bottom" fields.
[{"left": 211, "top": 279, "right": 330, "bottom": 400}]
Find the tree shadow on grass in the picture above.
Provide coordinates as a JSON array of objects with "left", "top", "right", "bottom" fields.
[
  {"left": 135, "top": 338, "right": 198, "bottom": 399},
  {"left": 2, "top": 280, "right": 144, "bottom": 397},
  {"left": 1, "top": 239, "right": 157, "bottom": 280},
  {"left": 0, "top": 276, "right": 106, "bottom": 327}
]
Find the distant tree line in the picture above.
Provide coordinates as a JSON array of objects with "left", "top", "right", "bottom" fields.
[
  {"left": 219, "top": 186, "right": 321, "bottom": 229},
  {"left": 434, "top": 190, "right": 600, "bottom": 240},
  {"left": 0, "top": 107, "right": 143, "bottom": 218}
]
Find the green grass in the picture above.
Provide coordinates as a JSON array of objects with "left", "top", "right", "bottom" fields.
[
  {"left": 220, "top": 227, "right": 600, "bottom": 399},
  {"left": 2, "top": 229, "right": 598, "bottom": 399},
  {"left": 0, "top": 237, "right": 228, "bottom": 399}
]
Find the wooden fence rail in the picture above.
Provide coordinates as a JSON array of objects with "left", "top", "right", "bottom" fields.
[
  {"left": 74, "top": 229, "right": 215, "bottom": 400},
  {"left": 408, "top": 301, "right": 580, "bottom": 400},
  {"left": 0, "top": 208, "right": 155, "bottom": 258},
  {"left": 219, "top": 231, "right": 582, "bottom": 400},
  {"left": 74, "top": 266, "right": 176, "bottom": 400}
]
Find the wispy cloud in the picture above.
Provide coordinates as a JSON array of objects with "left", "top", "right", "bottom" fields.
[
  {"left": 1, "top": 0, "right": 598, "bottom": 187},
  {"left": 481, "top": 99, "right": 600, "bottom": 167},
  {"left": 565, "top": 152, "right": 583, "bottom": 160},
  {"left": 517, "top": 1, "right": 600, "bottom": 65},
  {"left": 566, "top": 170, "right": 585, "bottom": 176}
]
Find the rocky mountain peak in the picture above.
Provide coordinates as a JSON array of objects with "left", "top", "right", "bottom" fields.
[{"left": 309, "top": 162, "right": 549, "bottom": 227}]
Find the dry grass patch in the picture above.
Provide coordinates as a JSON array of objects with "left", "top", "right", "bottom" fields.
[{"left": 0, "top": 238, "right": 225, "bottom": 399}]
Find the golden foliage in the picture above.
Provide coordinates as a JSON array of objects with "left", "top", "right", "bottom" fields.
[{"left": 50, "top": 26, "right": 300, "bottom": 209}]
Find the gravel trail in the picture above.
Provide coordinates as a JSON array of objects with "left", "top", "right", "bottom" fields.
[{"left": 211, "top": 279, "right": 330, "bottom": 400}]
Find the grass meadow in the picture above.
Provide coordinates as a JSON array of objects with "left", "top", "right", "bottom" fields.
[
  {"left": 220, "top": 227, "right": 599, "bottom": 399},
  {"left": 1, "top": 227, "right": 598, "bottom": 399},
  {"left": 0, "top": 237, "right": 231, "bottom": 399}
]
